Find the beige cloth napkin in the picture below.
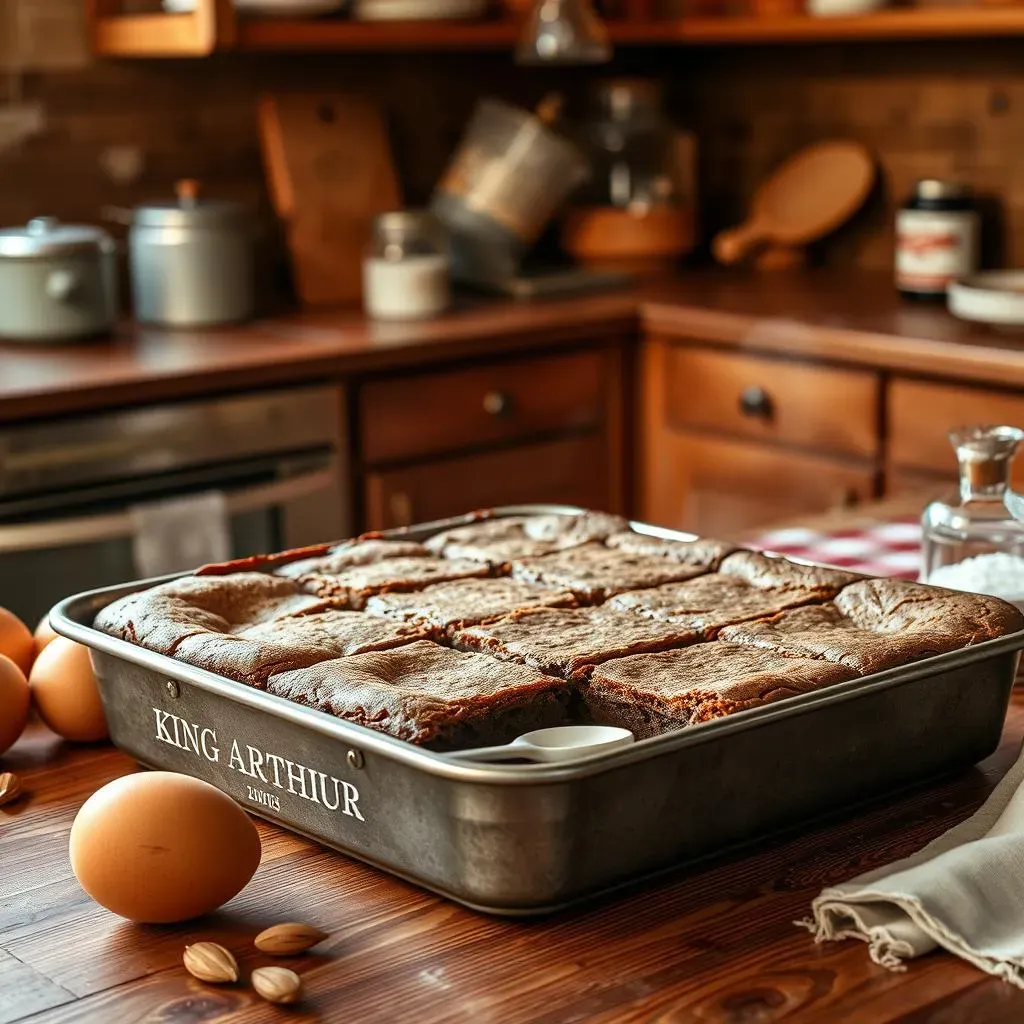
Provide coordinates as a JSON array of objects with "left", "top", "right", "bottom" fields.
[{"left": 799, "top": 738, "right": 1024, "bottom": 987}]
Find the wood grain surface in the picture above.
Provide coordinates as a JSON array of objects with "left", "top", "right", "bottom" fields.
[{"left": 4, "top": 688, "right": 1024, "bottom": 1023}]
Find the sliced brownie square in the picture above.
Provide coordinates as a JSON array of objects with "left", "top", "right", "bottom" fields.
[
  {"left": 718, "top": 602, "right": 961, "bottom": 675},
  {"left": 719, "top": 551, "right": 863, "bottom": 595},
  {"left": 451, "top": 606, "right": 697, "bottom": 680},
  {"left": 510, "top": 543, "right": 708, "bottom": 603},
  {"left": 836, "top": 578, "right": 1024, "bottom": 646},
  {"left": 294, "top": 556, "right": 492, "bottom": 609},
  {"left": 274, "top": 538, "right": 431, "bottom": 579},
  {"left": 266, "top": 640, "right": 572, "bottom": 750},
  {"left": 585, "top": 643, "right": 857, "bottom": 738},
  {"left": 606, "top": 532, "right": 737, "bottom": 570},
  {"left": 607, "top": 573, "right": 824, "bottom": 637},
  {"left": 425, "top": 511, "right": 628, "bottom": 566},
  {"left": 365, "top": 577, "right": 576, "bottom": 633}
]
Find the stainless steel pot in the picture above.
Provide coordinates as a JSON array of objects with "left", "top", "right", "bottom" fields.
[
  {"left": 129, "top": 180, "right": 254, "bottom": 328},
  {"left": 0, "top": 217, "right": 118, "bottom": 342}
]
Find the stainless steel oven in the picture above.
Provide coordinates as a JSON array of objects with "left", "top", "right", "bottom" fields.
[{"left": 0, "top": 386, "right": 348, "bottom": 626}]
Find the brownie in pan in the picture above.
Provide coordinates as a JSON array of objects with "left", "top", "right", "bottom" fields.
[
  {"left": 365, "top": 577, "right": 577, "bottom": 633},
  {"left": 267, "top": 640, "right": 572, "bottom": 749},
  {"left": 584, "top": 643, "right": 858, "bottom": 739},
  {"left": 606, "top": 533, "right": 737, "bottom": 570},
  {"left": 293, "top": 557, "right": 492, "bottom": 609},
  {"left": 94, "top": 572, "right": 429, "bottom": 687},
  {"left": 451, "top": 606, "right": 697, "bottom": 680},
  {"left": 274, "top": 539, "right": 431, "bottom": 579},
  {"left": 718, "top": 603, "right": 961, "bottom": 675},
  {"left": 511, "top": 543, "right": 711, "bottom": 603},
  {"left": 425, "top": 511, "right": 628, "bottom": 566}
]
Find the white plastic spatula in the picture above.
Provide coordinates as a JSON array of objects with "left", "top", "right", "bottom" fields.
[{"left": 448, "top": 725, "right": 635, "bottom": 764}]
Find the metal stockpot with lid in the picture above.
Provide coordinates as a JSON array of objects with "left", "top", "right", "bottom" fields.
[
  {"left": 130, "top": 180, "right": 254, "bottom": 327},
  {"left": 0, "top": 217, "right": 118, "bottom": 342}
]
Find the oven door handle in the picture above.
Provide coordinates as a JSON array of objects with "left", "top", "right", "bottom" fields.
[{"left": 0, "top": 468, "right": 337, "bottom": 555}]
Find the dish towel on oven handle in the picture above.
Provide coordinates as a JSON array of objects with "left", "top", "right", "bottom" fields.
[{"left": 799, "top": 737, "right": 1024, "bottom": 986}]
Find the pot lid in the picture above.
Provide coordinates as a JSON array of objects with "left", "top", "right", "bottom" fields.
[
  {"left": 0, "top": 217, "right": 115, "bottom": 258},
  {"left": 133, "top": 179, "right": 246, "bottom": 228}
]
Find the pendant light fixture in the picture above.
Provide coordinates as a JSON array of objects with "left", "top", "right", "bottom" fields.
[{"left": 514, "top": 0, "right": 612, "bottom": 65}]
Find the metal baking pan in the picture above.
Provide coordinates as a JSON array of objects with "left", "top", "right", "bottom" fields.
[{"left": 51, "top": 505, "right": 1024, "bottom": 916}]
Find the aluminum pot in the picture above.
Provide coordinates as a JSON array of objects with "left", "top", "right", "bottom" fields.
[
  {"left": 0, "top": 217, "right": 118, "bottom": 342},
  {"left": 130, "top": 180, "right": 254, "bottom": 328}
]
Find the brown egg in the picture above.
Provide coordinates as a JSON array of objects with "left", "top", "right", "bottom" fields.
[
  {"left": 34, "top": 617, "right": 58, "bottom": 658},
  {"left": 0, "top": 655, "right": 29, "bottom": 756},
  {"left": 69, "top": 772, "right": 262, "bottom": 923},
  {"left": 0, "top": 608, "right": 34, "bottom": 677},
  {"left": 29, "top": 638, "right": 108, "bottom": 743}
]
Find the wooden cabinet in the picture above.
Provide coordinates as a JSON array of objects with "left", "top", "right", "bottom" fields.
[
  {"left": 356, "top": 342, "right": 626, "bottom": 531},
  {"left": 640, "top": 337, "right": 882, "bottom": 535}
]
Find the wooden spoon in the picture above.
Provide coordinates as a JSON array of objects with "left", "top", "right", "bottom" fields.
[{"left": 713, "top": 140, "right": 874, "bottom": 266}]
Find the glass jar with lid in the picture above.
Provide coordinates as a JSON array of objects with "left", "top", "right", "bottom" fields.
[
  {"left": 363, "top": 210, "right": 451, "bottom": 321},
  {"left": 921, "top": 425, "right": 1024, "bottom": 605}
]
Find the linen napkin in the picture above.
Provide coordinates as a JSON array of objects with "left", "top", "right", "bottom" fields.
[{"left": 799, "top": 737, "right": 1024, "bottom": 987}]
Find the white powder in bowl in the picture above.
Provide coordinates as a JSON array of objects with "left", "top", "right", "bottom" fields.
[{"left": 926, "top": 552, "right": 1024, "bottom": 604}]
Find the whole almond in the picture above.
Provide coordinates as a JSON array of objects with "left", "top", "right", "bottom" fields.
[
  {"left": 251, "top": 966, "right": 302, "bottom": 1005},
  {"left": 254, "top": 922, "right": 328, "bottom": 956},
  {"left": 0, "top": 772, "right": 22, "bottom": 808},
  {"left": 182, "top": 942, "right": 239, "bottom": 984}
]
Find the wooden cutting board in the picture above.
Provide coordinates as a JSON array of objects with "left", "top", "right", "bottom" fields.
[{"left": 258, "top": 92, "right": 402, "bottom": 306}]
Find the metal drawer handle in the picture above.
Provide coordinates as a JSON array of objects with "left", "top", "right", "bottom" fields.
[
  {"left": 738, "top": 385, "right": 774, "bottom": 421},
  {"left": 482, "top": 390, "right": 513, "bottom": 417}
]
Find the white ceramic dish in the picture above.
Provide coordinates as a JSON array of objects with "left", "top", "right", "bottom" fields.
[
  {"left": 948, "top": 271, "right": 1024, "bottom": 328},
  {"left": 163, "top": 0, "right": 344, "bottom": 14},
  {"left": 807, "top": 0, "right": 885, "bottom": 15}
]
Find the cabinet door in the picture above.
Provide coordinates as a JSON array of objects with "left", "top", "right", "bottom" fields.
[
  {"left": 364, "top": 435, "right": 610, "bottom": 531},
  {"left": 642, "top": 431, "right": 878, "bottom": 538}
]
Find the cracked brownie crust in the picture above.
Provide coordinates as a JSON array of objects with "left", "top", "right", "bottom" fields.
[
  {"left": 451, "top": 606, "right": 698, "bottom": 680},
  {"left": 585, "top": 643, "right": 857, "bottom": 738},
  {"left": 606, "top": 533, "right": 737, "bottom": 570},
  {"left": 274, "top": 539, "right": 431, "bottom": 579},
  {"left": 267, "top": 640, "right": 572, "bottom": 749},
  {"left": 365, "top": 577, "right": 576, "bottom": 632}
]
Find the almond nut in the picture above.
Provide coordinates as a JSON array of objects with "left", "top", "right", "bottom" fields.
[
  {"left": 0, "top": 772, "right": 22, "bottom": 808},
  {"left": 251, "top": 965, "right": 302, "bottom": 1005},
  {"left": 254, "top": 922, "right": 328, "bottom": 956},
  {"left": 183, "top": 942, "right": 239, "bottom": 984}
]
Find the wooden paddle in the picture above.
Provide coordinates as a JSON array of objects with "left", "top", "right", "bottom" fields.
[{"left": 713, "top": 140, "right": 874, "bottom": 266}]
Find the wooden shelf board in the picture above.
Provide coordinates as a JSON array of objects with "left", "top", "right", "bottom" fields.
[{"left": 94, "top": 3, "right": 1024, "bottom": 55}]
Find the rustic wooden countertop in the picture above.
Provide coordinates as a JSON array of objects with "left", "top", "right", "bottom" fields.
[{"left": 3, "top": 270, "right": 1024, "bottom": 425}]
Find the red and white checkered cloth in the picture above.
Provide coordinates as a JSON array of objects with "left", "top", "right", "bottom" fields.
[{"left": 747, "top": 517, "right": 923, "bottom": 581}]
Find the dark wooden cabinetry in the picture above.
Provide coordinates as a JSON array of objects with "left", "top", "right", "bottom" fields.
[{"left": 356, "top": 342, "right": 627, "bottom": 532}]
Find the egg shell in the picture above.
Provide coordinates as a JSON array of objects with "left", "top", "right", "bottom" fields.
[
  {"left": 29, "top": 637, "right": 108, "bottom": 743},
  {"left": 0, "top": 608, "right": 34, "bottom": 677},
  {"left": 34, "top": 617, "right": 58, "bottom": 658},
  {"left": 0, "top": 654, "right": 29, "bottom": 756},
  {"left": 70, "top": 771, "right": 262, "bottom": 923}
]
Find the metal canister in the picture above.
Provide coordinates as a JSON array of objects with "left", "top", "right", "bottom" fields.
[{"left": 129, "top": 180, "right": 253, "bottom": 327}]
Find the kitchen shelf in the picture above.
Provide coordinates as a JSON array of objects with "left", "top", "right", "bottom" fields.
[{"left": 87, "top": 0, "right": 1024, "bottom": 56}]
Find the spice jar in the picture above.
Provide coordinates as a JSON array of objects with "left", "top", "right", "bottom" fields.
[
  {"left": 363, "top": 211, "right": 451, "bottom": 321},
  {"left": 896, "top": 180, "right": 978, "bottom": 300},
  {"left": 921, "top": 425, "right": 1024, "bottom": 607}
]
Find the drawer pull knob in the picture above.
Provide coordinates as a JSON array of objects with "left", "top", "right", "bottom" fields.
[
  {"left": 483, "top": 390, "right": 512, "bottom": 417},
  {"left": 738, "top": 386, "right": 774, "bottom": 421}
]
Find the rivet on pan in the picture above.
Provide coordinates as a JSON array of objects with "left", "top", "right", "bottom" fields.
[
  {"left": 346, "top": 749, "right": 364, "bottom": 770},
  {"left": 166, "top": 680, "right": 180, "bottom": 699}
]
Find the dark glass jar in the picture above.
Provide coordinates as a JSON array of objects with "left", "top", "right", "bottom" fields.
[{"left": 895, "top": 180, "right": 978, "bottom": 300}]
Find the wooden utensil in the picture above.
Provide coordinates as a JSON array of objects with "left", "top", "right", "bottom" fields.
[
  {"left": 712, "top": 140, "right": 874, "bottom": 267},
  {"left": 257, "top": 92, "right": 401, "bottom": 306}
]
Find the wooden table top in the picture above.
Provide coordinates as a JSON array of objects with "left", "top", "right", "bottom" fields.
[
  {"left": 3, "top": 701, "right": 1024, "bottom": 1022},
  {"left": 5, "top": 268, "right": 1024, "bottom": 426}
]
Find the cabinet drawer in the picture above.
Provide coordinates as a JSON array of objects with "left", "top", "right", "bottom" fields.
[
  {"left": 359, "top": 350, "right": 604, "bottom": 465},
  {"left": 642, "top": 431, "right": 878, "bottom": 538},
  {"left": 890, "top": 378, "right": 1024, "bottom": 480},
  {"left": 364, "top": 434, "right": 610, "bottom": 531},
  {"left": 663, "top": 346, "right": 879, "bottom": 458}
]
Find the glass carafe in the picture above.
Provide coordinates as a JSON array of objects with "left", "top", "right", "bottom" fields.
[{"left": 921, "top": 425, "right": 1024, "bottom": 601}]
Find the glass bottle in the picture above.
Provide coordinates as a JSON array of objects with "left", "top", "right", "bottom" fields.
[{"left": 921, "top": 425, "right": 1024, "bottom": 600}]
